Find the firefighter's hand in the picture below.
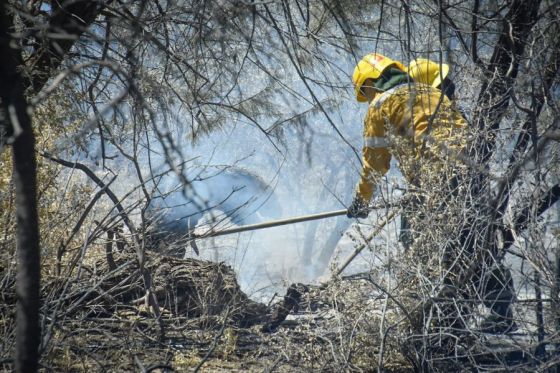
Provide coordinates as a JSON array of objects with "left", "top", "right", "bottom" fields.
[{"left": 346, "top": 197, "right": 370, "bottom": 219}]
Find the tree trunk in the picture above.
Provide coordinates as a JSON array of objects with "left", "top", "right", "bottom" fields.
[
  {"left": 12, "top": 115, "right": 40, "bottom": 373},
  {"left": 474, "top": 0, "right": 541, "bottom": 164},
  {"left": 1, "top": 4, "right": 41, "bottom": 372}
]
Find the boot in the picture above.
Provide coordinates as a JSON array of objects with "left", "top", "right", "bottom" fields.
[
  {"left": 480, "top": 301, "right": 517, "bottom": 334},
  {"left": 479, "top": 266, "right": 517, "bottom": 334}
]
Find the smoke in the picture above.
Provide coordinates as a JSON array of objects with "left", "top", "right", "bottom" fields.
[
  {"left": 159, "top": 101, "right": 398, "bottom": 301},
  {"left": 79, "top": 47, "right": 410, "bottom": 302}
]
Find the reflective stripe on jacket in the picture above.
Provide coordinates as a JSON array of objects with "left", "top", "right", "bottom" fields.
[{"left": 356, "top": 83, "right": 468, "bottom": 201}]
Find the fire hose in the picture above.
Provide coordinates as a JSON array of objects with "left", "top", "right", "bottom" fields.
[
  {"left": 194, "top": 209, "right": 348, "bottom": 238},
  {"left": 191, "top": 204, "right": 398, "bottom": 275}
]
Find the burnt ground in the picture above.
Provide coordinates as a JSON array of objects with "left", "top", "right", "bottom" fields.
[{"left": 1, "top": 249, "right": 555, "bottom": 372}]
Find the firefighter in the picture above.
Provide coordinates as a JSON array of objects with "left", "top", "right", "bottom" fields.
[
  {"left": 346, "top": 52, "right": 515, "bottom": 333},
  {"left": 346, "top": 52, "right": 467, "bottom": 215}
]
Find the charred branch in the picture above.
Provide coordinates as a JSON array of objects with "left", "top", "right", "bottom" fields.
[
  {"left": 26, "top": 0, "right": 109, "bottom": 94},
  {"left": 40, "top": 151, "right": 165, "bottom": 338}
]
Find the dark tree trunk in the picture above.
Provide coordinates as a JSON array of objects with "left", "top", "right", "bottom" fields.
[
  {"left": 12, "top": 113, "right": 40, "bottom": 373},
  {"left": 474, "top": 0, "right": 541, "bottom": 164},
  {"left": 466, "top": 0, "right": 543, "bottom": 280},
  {"left": 0, "top": 4, "right": 41, "bottom": 372}
]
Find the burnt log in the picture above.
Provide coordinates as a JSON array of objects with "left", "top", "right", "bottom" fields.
[{"left": 47, "top": 250, "right": 268, "bottom": 328}]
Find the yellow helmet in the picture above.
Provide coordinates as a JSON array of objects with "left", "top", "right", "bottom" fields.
[
  {"left": 352, "top": 53, "right": 406, "bottom": 102},
  {"left": 407, "top": 58, "right": 449, "bottom": 88}
]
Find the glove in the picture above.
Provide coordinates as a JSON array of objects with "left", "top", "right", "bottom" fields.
[{"left": 346, "top": 197, "right": 370, "bottom": 218}]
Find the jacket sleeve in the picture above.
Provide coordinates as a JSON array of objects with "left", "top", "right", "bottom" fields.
[{"left": 356, "top": 104, "right": 392, "bottom": 202}]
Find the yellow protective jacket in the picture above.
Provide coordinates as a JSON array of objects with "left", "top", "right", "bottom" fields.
[{"left": 356, "top": 83, "right": 468, "bottom": 201}]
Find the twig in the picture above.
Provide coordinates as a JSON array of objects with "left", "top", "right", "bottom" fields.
[{"left": 55, "top": 175, "right": 116, "bottom": 276}]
